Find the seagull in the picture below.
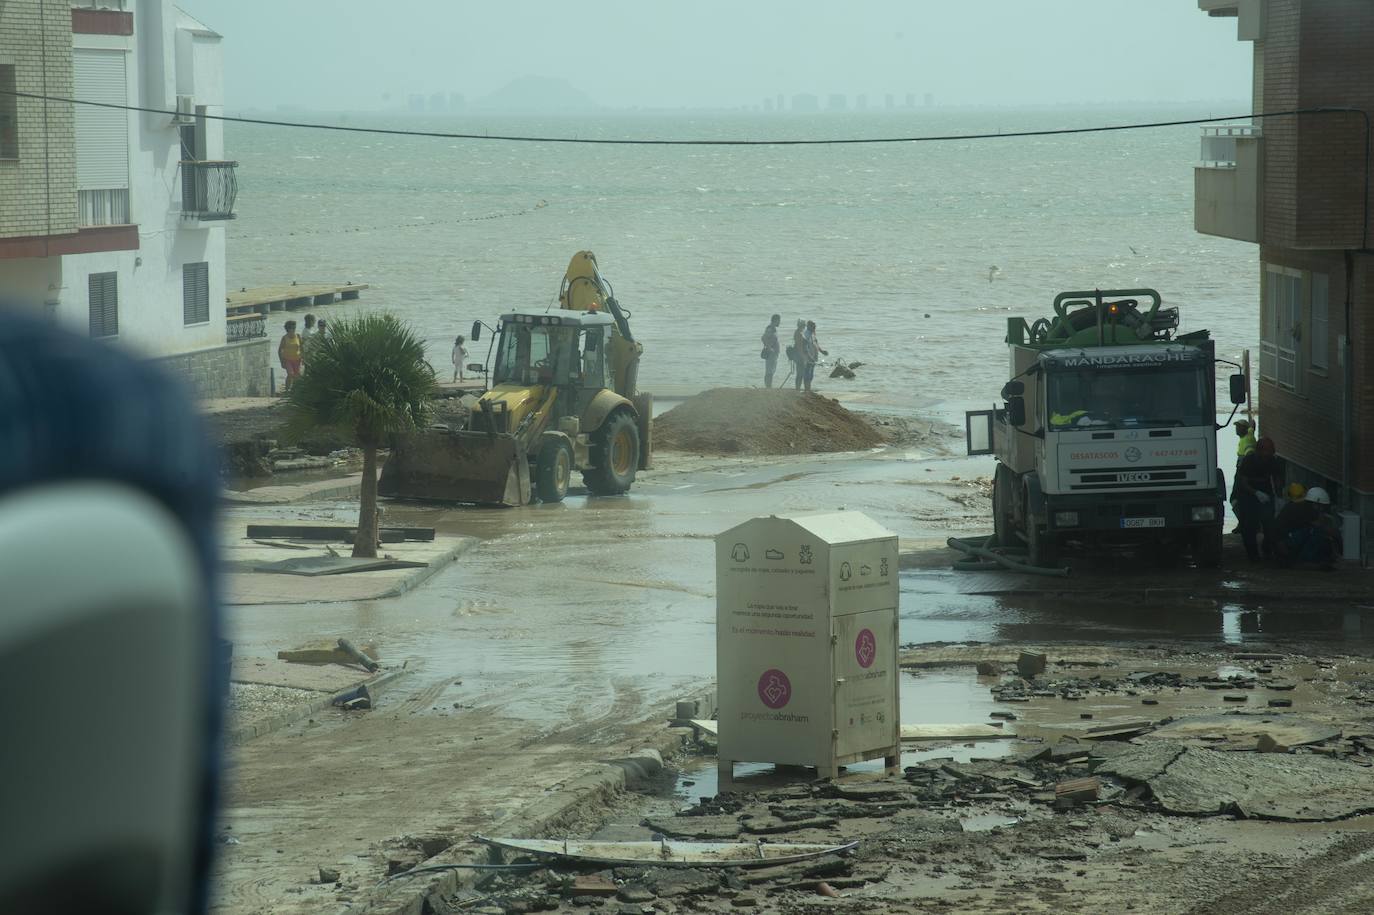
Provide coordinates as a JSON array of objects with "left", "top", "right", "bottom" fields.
[{"left": 988, "top": 265, "right": 1000, "bottom": 283}]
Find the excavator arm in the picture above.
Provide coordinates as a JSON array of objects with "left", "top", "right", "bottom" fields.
[{"left": 559, "top": 251, "right": 641, "bottom": 397}]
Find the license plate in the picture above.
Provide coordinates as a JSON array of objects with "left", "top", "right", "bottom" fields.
[{"left": 1121, "top": 517, "right": 1165, "bottom": 529}]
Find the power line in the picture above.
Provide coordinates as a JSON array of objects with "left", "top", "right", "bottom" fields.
[{"left": 0, "top": 89, "right": 1358, "bottom": 147}]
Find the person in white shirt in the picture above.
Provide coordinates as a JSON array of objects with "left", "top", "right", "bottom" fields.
[{"left": 452, "top": 335, "right": 470, "bottom": 383}]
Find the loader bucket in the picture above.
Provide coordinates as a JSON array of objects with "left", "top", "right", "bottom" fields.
[{"left": 379, "top": 429, "right": 531, "bottom": 507}]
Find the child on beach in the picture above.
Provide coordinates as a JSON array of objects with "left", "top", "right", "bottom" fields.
[{"left": 452, "top": 335, "right": 470, "bottom": 382}]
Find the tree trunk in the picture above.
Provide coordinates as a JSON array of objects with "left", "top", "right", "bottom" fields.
[{"left": 353, "top": 444, "right": 379, "bottom": 559}]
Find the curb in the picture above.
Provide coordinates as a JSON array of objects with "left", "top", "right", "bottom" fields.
[
  {"left": 225, "top": 665, "right": 412, "bottom": 747},
  {"left": 349, "top": 725, "right": 694, "bottom": 915},
  {"left": 222, "top": 475, "right": 363, "bottom": 506},
  {"left": 221, "top": 537, "right": 477, "bottom": 607},
  {"left": 375, "top": 538, "right": 477, "bottom": 599}
]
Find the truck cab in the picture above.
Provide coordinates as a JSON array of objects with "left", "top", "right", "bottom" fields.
[{"left": 968, "top": 289, "right": 1245, "bottom": 568}]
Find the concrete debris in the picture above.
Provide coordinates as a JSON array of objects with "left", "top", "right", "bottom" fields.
[
  {"left": 1097, "top": 742, "right": 1374, "bottom": 820},
  {"left": 318, "top": 865, "right": 340, "bottom": 884},
  {"left": 1143, "top": 714, "right": 1339, "bottom": 750},
  {"left": 975, "top": 661, "right": 1001, "bottom": 676},
  {"left": 1016, "top": 652, "right": 1048, "bottom": 679}
]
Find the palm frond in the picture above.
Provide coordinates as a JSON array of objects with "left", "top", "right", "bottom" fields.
[{"left": 285, "top": 313, "right": 438, "bottom": 447}]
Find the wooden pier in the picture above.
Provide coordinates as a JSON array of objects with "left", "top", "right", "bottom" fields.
[{"left": 226, "top": 281, "right": 368, "bottom": 317}]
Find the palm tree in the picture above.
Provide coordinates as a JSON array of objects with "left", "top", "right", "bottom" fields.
[{"left": 287, "top": 313, "right": 437, "bottom": 558}]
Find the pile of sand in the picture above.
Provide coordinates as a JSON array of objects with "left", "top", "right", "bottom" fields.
[{"left": 653, "top": 388, "right": 885, "bottom": 455}]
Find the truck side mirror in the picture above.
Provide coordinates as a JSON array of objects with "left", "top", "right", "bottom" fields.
[
  {"left": 471, "top": 321, "right": 482, "bottom": 342},
  {"left": 1229, "top": 373, "right": 1246, "bottom": 405},
  {"left": 1001, "top": 380, "right": 1024, "bottom": 399},
  {"left": 1007, "top": 396, "right": 1027, "bottom": 427}
]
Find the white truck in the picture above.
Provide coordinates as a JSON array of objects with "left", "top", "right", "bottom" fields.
[{"left": 966, "top": 289, "right": 1247, "bottom": 568}]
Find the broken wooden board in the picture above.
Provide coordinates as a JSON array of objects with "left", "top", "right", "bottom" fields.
[
  {"left": 688, "top": 719, "right": 719, "bottom": 737},
  {"left": 478, "top": 836, "right": 858, "bottom": 868},
  {"left": 901, "top": 723, "right": 1013, "bottom": 741},
  {"left": 246, "top": 523, "right": 435, "bottom": 542},
  {"left": 254, "top": 556, "right": 428, "bottom": 576}
]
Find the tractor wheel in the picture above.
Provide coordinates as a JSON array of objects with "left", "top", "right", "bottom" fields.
[
  {"left": 583, "top": 411, "right": 640, "bottom": 496},
  {"left": 535, "top": 438, "right": 573, "bottom": 503},
  {"left": 1026, "top": 518, "right": 1059, "bottom": 569},
  {"left": 993, "top": 465, "right": 1016, "bottom": 548}
]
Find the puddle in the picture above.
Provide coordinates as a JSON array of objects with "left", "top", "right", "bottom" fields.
[{"left": 959, "top": 813, "right": 1020, "bottom": 832}]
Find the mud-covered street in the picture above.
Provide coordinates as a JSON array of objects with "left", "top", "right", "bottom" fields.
[{"left": 211, "top": 395, "right": 1374, "bottom": 915}]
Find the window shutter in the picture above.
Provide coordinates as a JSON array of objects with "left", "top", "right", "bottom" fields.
[
  {"left": 183, "top": 262, "right": 210, "bottom": 325},
  {"left": 88, "top": 272, "right": 119, "bottom": 338},
  {"left": 73, "top": 49, "right": 129, "bottom": 191}
]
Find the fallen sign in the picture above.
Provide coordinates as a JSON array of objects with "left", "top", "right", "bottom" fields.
[
  {"left": 477, "top": 837, "right": 858, "bottom": 869},
  {"left": 245, "top": 523, "right": 436, "bottom": 542}
]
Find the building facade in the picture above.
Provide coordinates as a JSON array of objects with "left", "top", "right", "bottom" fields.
[
  {"left": 0, "top": 0, "right": 266, "bottom": 397},
  {"left": 1196, "top": 0, "right": 1374, "bottom": 540}
]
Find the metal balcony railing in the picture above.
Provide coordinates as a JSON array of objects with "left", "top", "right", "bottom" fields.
[
  {"left": 1199, "top": 124, "right": 1262, "bottom": 168},
  {"left": 226, "top": 312, "right": 265, "bottom": 343},
  {"left": 181, "top": 160, "right": 238, "bottom": 221}
]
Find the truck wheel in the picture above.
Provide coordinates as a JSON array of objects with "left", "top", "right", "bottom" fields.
[
  {"left": 583, "top": 411, "right": 640, "bottom": 495},
  {"left": 535, "top": 438, "right": 573, "bottom": 503},
  {"left": 993, "top": 465, "right": 1015, "bottom": 547},
  {"left": 1027, "top": 520, "right": 1059, "bottom": 568},
  {"left": 1195, "top": 525, "right": 1224, "bottom": 569}
]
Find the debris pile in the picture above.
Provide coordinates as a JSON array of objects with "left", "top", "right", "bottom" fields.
[{"left": 653, "top": 388, "right": 884, "bottom": 455}]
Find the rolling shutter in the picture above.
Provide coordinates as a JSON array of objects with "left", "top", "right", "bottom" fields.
[
  {"left": 73, "top": 48, "right": 129, "bottom": 191},
  {"left": 183, "top": 262, "right": 209, "bottom": 325},
  {"left": 89, "top": 272, "right": 119, "bottom": 338}
]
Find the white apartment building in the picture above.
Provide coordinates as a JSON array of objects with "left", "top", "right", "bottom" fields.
[{"left": 0, "top": 0, "right": 266, "bottom": 396}]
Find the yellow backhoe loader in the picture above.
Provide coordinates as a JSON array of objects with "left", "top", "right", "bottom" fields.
[{"left": 379, "top": 252, "right": 652, "bottom": 506}]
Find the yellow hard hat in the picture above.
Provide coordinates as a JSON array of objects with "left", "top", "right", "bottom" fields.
[{"left": 1287, "top": 482, "right": 1306, "bottom": 501}]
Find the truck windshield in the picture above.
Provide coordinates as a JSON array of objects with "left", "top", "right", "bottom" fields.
[{"left": 1047, "top": 366, "right": 1209, "bottom": 430}]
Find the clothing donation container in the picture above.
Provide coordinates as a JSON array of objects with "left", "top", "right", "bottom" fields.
[{"left": 715, "top": 512, "right": 900, "bottom": 789}]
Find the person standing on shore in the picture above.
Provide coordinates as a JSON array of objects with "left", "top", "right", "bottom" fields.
[
  {"left": 452, "top": 335, "right": 470, "bottom": 383},
  {"left": 278, "top": 320, "right": 303, "bottom": 393},
  {"left": 791, "top": 319, "right": 806, "bottom": 391},
  {"left": 761, "top": 314, "right": 781, "bottom": 388},
  {"left": 802, "top": 320, "right": 828, "bottom": 392}
]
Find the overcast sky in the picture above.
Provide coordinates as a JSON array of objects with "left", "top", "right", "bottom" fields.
[{"left": 176, "top": 0, "right": 1252, "bottom": 112}]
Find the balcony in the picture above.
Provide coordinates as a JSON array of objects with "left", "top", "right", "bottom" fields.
[
  {"left": 226, "top": 312, "right": 265, "bottom": 344},
  {"left": 1194, "top": 125, "right": 1262, "bottom": 244},
  {"left": 180, "top": 160, "right": 238, "bottom": 222}
]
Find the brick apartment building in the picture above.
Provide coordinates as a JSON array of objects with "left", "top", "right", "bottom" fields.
[
  {"left": 1196, "top": 0, "right": 1374, "bottom": 546},
  {"left": 0, "top": 0, "right": 267, "bottom": 396}
]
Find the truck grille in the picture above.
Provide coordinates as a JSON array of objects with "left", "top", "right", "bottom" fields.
[{"left": 1069, "top": 464, "right": 1200, "bottom": 490}]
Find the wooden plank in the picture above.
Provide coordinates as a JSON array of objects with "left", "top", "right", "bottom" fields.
[
  {"left": 246, "top": 523, "right": 435, "bottom": 541},
  {"left": 901, "top": 723, "right": 1013, "bottom": 741}
]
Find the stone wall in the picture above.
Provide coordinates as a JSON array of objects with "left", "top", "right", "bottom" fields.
[{"left": 154, "top": 338, "right": 270, "bottom": 399}]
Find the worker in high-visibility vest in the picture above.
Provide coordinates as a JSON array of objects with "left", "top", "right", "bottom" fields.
[{"left": 1234, "top": 419, "right": 1257, "bottom": 463}]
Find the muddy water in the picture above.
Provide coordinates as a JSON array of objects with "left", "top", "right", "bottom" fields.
[{"left": 224, "top": 443, "right": 1374, "bottom": 737}]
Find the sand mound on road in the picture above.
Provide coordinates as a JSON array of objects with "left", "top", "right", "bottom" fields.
[{"left": 653, "top": 388, "right": 885, "bottom": 455}]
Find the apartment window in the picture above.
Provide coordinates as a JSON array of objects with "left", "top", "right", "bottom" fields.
[
  {"left": 0, "top": 65, "right": 17, "bottom": 158},
  {"left": 88, "top": 272, "right": 119, "bottom": 338},
  {"left": 1310, "top": 272, "right": 1329, "bottom": 373},
  {"left": 1262, "top": 265, "right": 1301, "bottom": 390},
  {"left": 183, "top": 262, "right": 209, "bottom": 325}
]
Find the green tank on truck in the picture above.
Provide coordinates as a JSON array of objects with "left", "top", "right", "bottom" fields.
[{"left": 965, "top": 289, "right": 1248, "bottom": 569}]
